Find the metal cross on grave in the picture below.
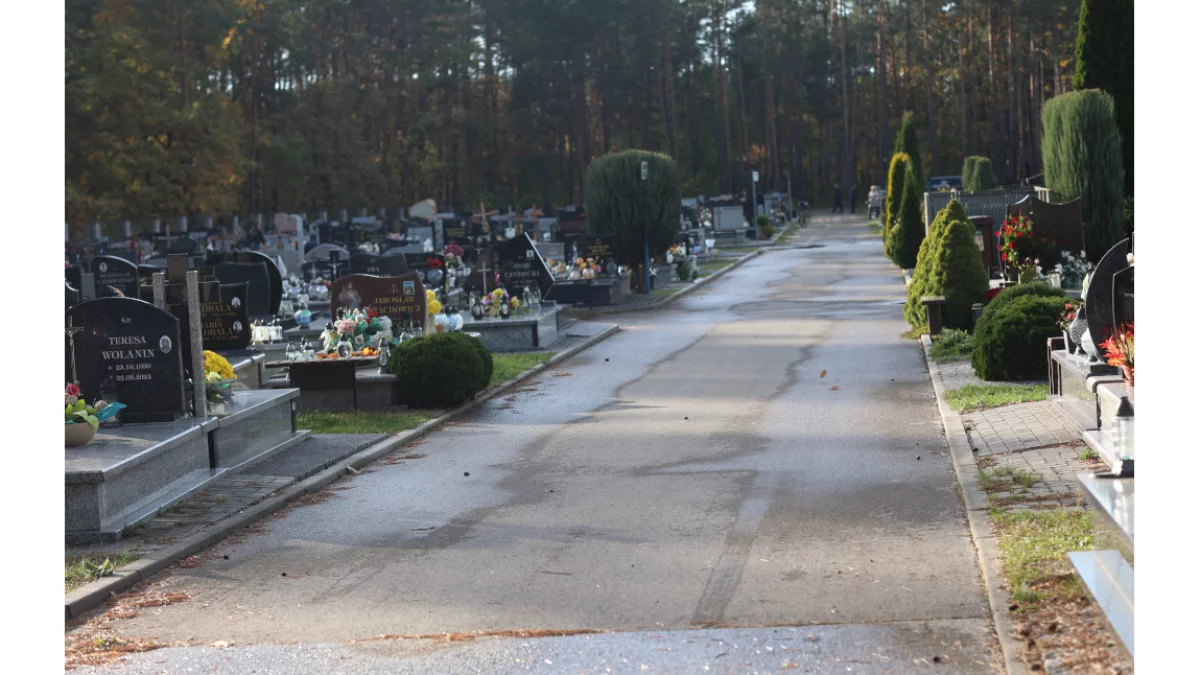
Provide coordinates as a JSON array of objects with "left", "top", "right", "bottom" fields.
[
  {"left": 475, "top": 255, "right": 491, "bottom": 296},
  {"left": 523, "top": 204, "right": 546, "bottom": 241},
  {"left": 65, "top": 316, "right": 84, "bottom": 384}
]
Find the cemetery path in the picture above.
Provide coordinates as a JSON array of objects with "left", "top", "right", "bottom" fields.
[{"left": 76, "top": 214, "right": 1002, "bottom": 674}]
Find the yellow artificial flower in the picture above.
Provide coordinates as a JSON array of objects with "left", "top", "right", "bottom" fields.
[
  {"left": 428, "top": 298, "right": 443, "bottom": 315},
  {"left": 511, "top": 297, "right": 521, "bottom": 309},
  {"left": 202, "top": 350, "right": 236, "bottom": 380}
]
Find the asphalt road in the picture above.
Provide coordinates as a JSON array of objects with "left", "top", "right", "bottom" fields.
[{"left": 73, "top": 214, "right": 1000, "bottom": 674}]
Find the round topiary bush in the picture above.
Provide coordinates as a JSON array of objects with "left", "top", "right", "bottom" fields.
[
  {"left": 444, "top": 332, "right": 493, "bottom": 391},
  {"left": 971, "top": 294, "right": 1065, "bottom": 381},
  {"left": 387, "top": 333, "right": 486, "bottom": 408},
  {"left": 979, "top": 282, "right": 1068, "bottom": 324}
]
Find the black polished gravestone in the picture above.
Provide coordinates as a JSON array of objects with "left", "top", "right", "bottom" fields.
[
  {"left": 1085, "top": 238, "right": 1131, "bottom": 357},
  {"left": 465, "top": 233, "right": 555, "bottom": 297},
  {"left": 214, "top": 262, "right": 271, "bottom": 318},
  {"left": 330, "top": 272, "right": 428, "bottom": 328},
  {"left": 566, "top": 234, "right": 619, "bottom": 268},
  {"left": 1030, "top": 197, "right": 1085, "bottom": 258},
  {"left": 199, "top": 281, "right": 251, "bottom": 351},
  {"left": 349, "top": 253, "right": 408, "bottom": 277},
  {"left": 92, "top": 255, "right": 141, "bottom": 299},
  {"left": 229, "top": 250, "right": 283, "bottom": 316},
  {"left": 66, "top": 297, "right": 186, "bottom": 424}
]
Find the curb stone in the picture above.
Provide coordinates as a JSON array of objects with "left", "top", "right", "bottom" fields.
[
  {"left": 64, "top": 324, "right": 621, "bottom": 620},
  {"left": 920, "top": 334, "right": 1027, "bottom": 675},
  {"left": 584, "top": 248, "right": 764, "bottom": 315}
]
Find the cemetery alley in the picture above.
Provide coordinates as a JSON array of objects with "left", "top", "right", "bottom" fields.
[{"left": 66, "top": 215, "right": 1001, "bottom": 673}]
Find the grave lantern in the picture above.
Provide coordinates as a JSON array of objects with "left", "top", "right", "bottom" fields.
[{"left": 1115, "top": 396, "right": 1135, "bottom": 465}]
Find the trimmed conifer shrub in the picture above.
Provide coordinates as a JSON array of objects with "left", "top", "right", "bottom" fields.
[
  {"left": 1074, "top": 0, "right": 1134, "bottom": 196},
  {"left": 586, "top": 150, "right": 682, "bottom": 292},
  {"left": 972, "top": 158, "right": 997, "bottom": 190},
  {"left": 961, "top": 157, "right": 979, "bottom": 191},
  {"left": 978, "top": 282, "right": 1068, "bottom": 324},
  {"left": 1040, "top": 90, "right": 1125, "bottom": 263},
  {"left": 884, "top": 152, "right": 910, "bottom": 240},
  {"left": 444, "top": 332, "right": 493, "bottom": 391},
  {"left": 971, "top": 295, "right": 1066, "bottom": 381},
  {"left": 885, "top": 161, "right": 925, "bottom": 269},
  {"left": 893, "top": 111, "right": 923, "bottom": 188},
  {"left": 904, "top": 200, "right": 977, "bottom": 328},
  {"left": 388, "top": 333, "right": 486, "bottom": 408}
]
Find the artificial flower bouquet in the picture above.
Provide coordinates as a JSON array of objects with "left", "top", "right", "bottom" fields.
[
  {"left": 1059, "top": 300, "right": 1083, "bottom": 331},
  {"left": 202, "top": 350, "right": 237, "bottom": 404},
  {"left": 1101, "top": 323, "right": 1134, "bottom": 385},
  {"left": 64, "top": 383, "right": 124, "bottom": 429},
  {"left": 482, "top": 287, "right": 523, "bottom": 317},
  {"left": 996, "top": 216, "right": 1061, "bottom": 272}
]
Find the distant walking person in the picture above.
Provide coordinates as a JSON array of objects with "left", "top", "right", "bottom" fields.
[
  {"left": 868, "top": 186, "right": 883, "bottom": 220},
  {"left": 832, "top": 184, "right": 844, "bottom": 213},
  {"left": 850, "top": 184, "right": 858, "bottom": 214}
]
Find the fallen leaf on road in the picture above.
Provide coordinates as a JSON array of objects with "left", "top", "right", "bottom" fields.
[
  {"left": 830, "top": 385, "right": 840, "bottom": 391},
  {"left": 820, "top": 370, "right": 828, "bottom": 378}
]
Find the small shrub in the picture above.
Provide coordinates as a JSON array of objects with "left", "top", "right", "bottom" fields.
[
  {"left": 444, "top": 332, "right": 493, "bottom": 391},
  {"left": 961, "top": 156, "right": 980, "bottom": 191},
  {"left": 977, "top": 282, "right": 1068, "bottom": 325},
  {"left": 885, "top": 161, "right": 925, "bottom": 269},
  {"left": 930, "top": 329, "right": 974, "bottom": 362},
  {"left": 905, "top": 200, "right": 977, "bottom": 328},
  {"left": 676, "top": 258, "right": 694, "bottom": 281},
  {"left": 971, "top": 295, "right": 1065, "bottom": 381},
  {"left": 972, "top": 158, "right": 998, "bottom": 190},
  {"left": 884, "top": 152, "right": 910, "bottom": 240},
  {"left": 388, "top": 333, "right": 486, "bottom": 408},
  {"left": 894, "top": 111, "right": 923, "bottom": 187}
]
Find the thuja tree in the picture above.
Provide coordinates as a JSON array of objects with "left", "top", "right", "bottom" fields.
[
  {"left": 1075, "top": 0, "right": 1134, "bottom": 197},
  {"left": 893, "top": 111, "right": 923, "bottom": 188},
  {"left": 964, "top": 157, "right": 997, "bottom": 191},
  {"left": 885, "top": 161, "right": 925, "bottom": 269},
  {"left": 1041, "top": 90, "right": 1125, "bottom": 262},
  {"left": 586, "top": 150, "right": 681, "bottom": 293},
  {"left": 905, "top": 200, "right": 972, "bottom": 327},
  {"left": 884, "top": 152, "right": 910, "bottom": 240},
  {"left": 961, "top": 157, "right": 979, "bottom": 191}
]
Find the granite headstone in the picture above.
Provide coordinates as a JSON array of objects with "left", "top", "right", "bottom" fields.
[
  {"left": 349, "top": 253, "right": 409, "bottom": 277},
  {"left": 1084, "top": 238, "right": 1131, "bottom": 354},
  {"left": 1031, "top": 197, "right": 1085, "bottom": 257},
  {"left": 330, "top": 272, "right": 428, "bottom": 328},
  {"left": 66, "top": 297, "right": 186, "bottom": 423},
  {"left": 466, "top": 233, "right": 554, "bottom": 296},
  {"left": 92, "top": 255, "right": 141, "bottom": 299},
  {"left": 200, "top": 281, "right": 251, "bottom": 351},
  {"left": 214, "top": 262, "right": 271, "bottom": 318},
  {"left": 231, "top": 250, "right": 283, "bottom": 316}
]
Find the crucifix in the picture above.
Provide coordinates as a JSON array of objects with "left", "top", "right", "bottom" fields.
[
  {"left": 525, "top": 204, "right": 546, "bottom": 241},
  {"left": 476, "top": 255, "right": 491, "bottom": 296},
  {"left": 65, "top": 316, "right": 84, "bottom": 384},
  {"left": 472, "top": 202, "right": 498, "bottom": 235}
]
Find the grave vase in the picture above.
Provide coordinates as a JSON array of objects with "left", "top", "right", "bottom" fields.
[
  {"left": 208, "top": 401, "right": 227, "bottom": 416},
  {"left": 64, "top": 422, "right": 97, "bottom": 447}
]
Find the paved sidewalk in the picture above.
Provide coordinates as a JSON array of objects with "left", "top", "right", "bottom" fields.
[{"left": 964, "top": 401, "right": 1105, "bottom": 509}]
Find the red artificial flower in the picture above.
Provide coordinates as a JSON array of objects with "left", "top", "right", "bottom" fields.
[
  {"left": 985, "top": 287, "right": 1004, "bottom": 303},
  {"left": 66, "top": 383, "right": 81, "bottom": 397},
  {"left": 1000, "top": 252, "right": 1007, "bottom": 262},
  {"left": 367, "top": 307, "right": 379, "bottom": 319},
  {"left": 428, "top": 258, "right": 443, "bottom": 269}
]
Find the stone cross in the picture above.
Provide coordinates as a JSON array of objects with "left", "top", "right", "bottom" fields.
[
  {"left": 476, "top": 256, "right": 491, "bottom": 295},
  {"left": 65, "top": 316, "right": 84, "bottom": 384}
]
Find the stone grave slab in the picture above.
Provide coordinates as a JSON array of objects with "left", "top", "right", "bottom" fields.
[
  {"left": 92, "top": 255, "right": 140, "bottom": 299},
  {"left": 214, "top": 261, "right": 271, "bottom": 318},
  {"left": 200, "top": 281, "right": 251, "bottom": 351},
  {"left": 1085, "top": 238, "right": 1131, "bottom": 353},
  {"left": 330, "top": 272, "right": 428, "bottom": 328},
  {"left": 232, "top": 250, "right": 283, "bottom": 316},
  {"left": 567, "top": 234, "right": 619, "bottom": 266},
  {"left": 349, "top": 253, "right": 409, "bottom": 277},
  {"left": 1032, "top": 197, "right": 1085, "bottom": 257},
  {"left": 466, "top": 233, "right": 554, "bottom": 296},
  {"left": 66, "top": 297, "right": 186, "bottom": 424}
]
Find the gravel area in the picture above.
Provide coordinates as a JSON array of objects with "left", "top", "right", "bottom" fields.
[{"left": 936, "top": 358, "right": 1042, "bottom": 392}]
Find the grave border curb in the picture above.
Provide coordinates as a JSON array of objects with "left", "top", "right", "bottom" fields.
[
  {"left": 582, "top": 248, "right": 764, "bottom": 315},
  {"left": 920, "top": 333, "right": 1027, "bottom": 675},
  {"left": 65, "top": 323, "right": 620, "bottom": 621}
]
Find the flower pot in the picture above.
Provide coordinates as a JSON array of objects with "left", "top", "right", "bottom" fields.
[
  {"left": 1120, "top": 365, "right": 1134, "bottom": 388},
  {"left": 65, "top": 422, "right": 97, "bottom": 447},
  {"left": 208, "top": 401, "right": 227, "bottom": 416}
]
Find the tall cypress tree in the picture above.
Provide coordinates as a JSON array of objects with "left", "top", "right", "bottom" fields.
[
  {"left": 1074, "top": 0, "right": 1134, "bottom": 196},
  {"left": 893, "top": 111, "right": 923, "bottom": 188},
  {"left": 884, "top": 152, "right": 910, "bottom": 240}
]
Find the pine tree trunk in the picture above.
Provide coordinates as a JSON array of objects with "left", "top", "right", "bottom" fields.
[{"left": 660, "top": 0, "right": 678, "bottom": 160}]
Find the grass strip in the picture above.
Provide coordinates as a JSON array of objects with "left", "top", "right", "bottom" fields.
[
  {"left": 297, "top": 409, "right": 434, "bottom": 434},
  {"left": 490, "top": 352, "right": 554, "bottom": 386},
  {"left": 944, "top": 383, "right": 1049, "bottom": 412},
  {"left": 66, "top": 549, "right": 143, "bottom": 594},
  {"left": 990, "top": 508, "right": 1093, "bottom": 605}
]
